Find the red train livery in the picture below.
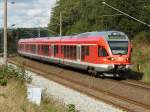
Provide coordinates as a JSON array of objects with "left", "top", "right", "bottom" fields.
[{"left": 18, "top": 31, "right": 132, "bottom": 77}]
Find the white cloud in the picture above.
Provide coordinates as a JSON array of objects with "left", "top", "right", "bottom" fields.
[
  {"left": 27, "top": 9, "right": 42, "bottom": 16},
  {"left": 0, "top": 3, "right": 4, "bottom": 26},
  {"left": 0, "top": 0, "right": 57, "bottom": 28}
]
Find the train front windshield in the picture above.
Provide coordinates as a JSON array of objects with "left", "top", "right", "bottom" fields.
[{"left": 108, "top": 41, "right": 128, "bottom": 55}]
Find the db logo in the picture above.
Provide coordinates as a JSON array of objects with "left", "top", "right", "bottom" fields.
[{"left": 117, "top": 57, "right": 123, "bottom": 61}]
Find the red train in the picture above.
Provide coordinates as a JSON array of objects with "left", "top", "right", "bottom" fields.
[{"left": 18, "top": 31, "right": 132, "bottom": 77}]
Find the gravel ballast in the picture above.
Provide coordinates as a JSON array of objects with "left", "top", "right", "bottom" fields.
[{"left": 28, "top": 71, "right": 123, "bottom": 112}]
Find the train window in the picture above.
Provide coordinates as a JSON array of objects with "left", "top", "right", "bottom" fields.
[
  {"left": 74, "top": 46, "right": 77, "bottom": 59},
  {"left": 25, "top": 44, "right": 30, "bottom": 52},
  {"left": 85, "top": 46, "right": 89, "bottom": 56},
  {"left": 54, "top": 45, "right": 58, "bottom": 56},
  {"left": 25, "top": 45, "right": 27, "bottom": 51},
  {"left": 71, "top": 46, "right": 75, "bottom": 59},
  {"left": 69, "top": 46, "right": 71, "bottom": 59},
  {"left": 22, "top": 44, "right": 25, "bottom": 51},
  {"left": 18, "top": 44, "right": 20, "bottom": 50},
  {"left": 81, "top": 46, "right": 89, "bottom": 61},
  {"left": 41, "top": 45, "right": 49, "bottom": 56},
  {"left": 20, "top": 44, "right": 24, "bottom": 51},
  {"left": 67, "top": 46, "right": 69, "bottom": 58},
  {"left": 50, "top": 45, "right": 54, "bottom": 56},
  {"left": 31, "top": 45, "right": 36, "bottom": 54},
  {"left": 66, "top": 46, "right": 68, "bottom": 58},
  {"left": 64, "top": 46, "right": 67, "bottom": 58},
  {"left": 81, "top": 46, "right": 84, "bottom": 60},
  {"left": 49, "top": 46, "right": 51, "bottom": 56},
  {"left": 71, "top": 46, "right": 76, "bottom": 60},
  {"left": 98, "top": 46, "right": 108, "bottom": 57},
  {"left": 37, "top": 45, "right": 41, "bottom": 54},
  {"left": 29, "top": 44, "right": 32, "bottom": 52},
  {"left": 62, "top": 45, "right": 77, "bottom": 60},
  {"left": 108, "top": 41, "right": 128, "bottom": 55},
  {"left": 61, "top": 45, "right": 64, "bottom": 54},
  {"left": 68, "top": 46, "right": 70, "bottom": 59},
  {"left": 18, "top": 44, "right": 21, "bottom": 50},
  {"left": 27, "top": 44, "right": 30, "bottom": 52}
]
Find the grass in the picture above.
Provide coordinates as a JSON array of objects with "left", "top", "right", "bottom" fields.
[
  {"left": 0, "top": 65, "right": 66, "bottom": 112},
  {"left": 0, "top": 79, "right": 65, "bottom": 112},
  {"left": 0, "top": 79, "right": 34, "bottom": 112},
  {"left": 131, "top": 32, "right": 150, "bottom": 83}
]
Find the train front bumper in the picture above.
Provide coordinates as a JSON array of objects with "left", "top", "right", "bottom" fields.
[
  {"left": 95, "top": 64, "right": 115, "bottom": 72},
  {"left": 95, "top": 64, "right": 132, "bottom": 72},
  {"left": 115, "top": 64, "right": 132, "bottom": 71},
  {"left": 125, "top": 64, "right": 132, "bottom": 69}
]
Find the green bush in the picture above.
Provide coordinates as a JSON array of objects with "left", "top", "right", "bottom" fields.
[
  {"left": 0, "top": 64, "right": 32, "bottom": 86},
  {"left": 6, "top": 65, "right": 32, "bottom": 83},
  {"left": 0, "top": 73, "right": 4, "bottom": 79},
  {"left": 0, "top": 79, "right": 7, "bottom": 86},
  {"left": 67, "top": 104, "right": 76, "bottom": 112},
  {"left": 132, "top": 32, "right": 150, "bottom": 82},
  {"left": 0, "top": 67, "right": 7, "bottom": 86}
]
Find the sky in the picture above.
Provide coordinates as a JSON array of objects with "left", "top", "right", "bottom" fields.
[{"left": 0, "top": 0, "right": 57, "bottom": 28}]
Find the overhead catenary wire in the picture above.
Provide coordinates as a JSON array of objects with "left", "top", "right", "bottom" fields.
[{"left": 102, "top": 2, "right": 150, "bottom": 27}]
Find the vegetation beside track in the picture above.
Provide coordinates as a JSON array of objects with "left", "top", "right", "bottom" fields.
[
  {"left": 132, "top": 32, "right": 150, "bottom": 83},
  {"left": 0, "top": 65, "right": 66, "bottom": 112}
]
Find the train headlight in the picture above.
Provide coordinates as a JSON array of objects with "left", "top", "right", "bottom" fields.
[
  {"left": 126, "top": 58, "right": 129, "bottom": 61},
  {"left": 108, "top": 57, "right": 114, "bottom": 61}
]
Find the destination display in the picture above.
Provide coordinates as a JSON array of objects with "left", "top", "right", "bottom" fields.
[{"left": 108, "top": 35, "right": 126, "bottom": 39}]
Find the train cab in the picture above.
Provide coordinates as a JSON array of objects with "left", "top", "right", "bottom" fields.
[{"left": 96, "top": 31, "right": 132, "bottom": 73}]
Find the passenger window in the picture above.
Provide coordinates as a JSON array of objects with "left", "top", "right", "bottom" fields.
[
  {"left": 54, "top": 45, "right": 58, "bottom": 56},
  {"left": 41, "top": 45, "right": 49, "bottom": 56},
  {"left": 31, "top": 44, "right": 36, "bottom": 53},
  {"left": 98, "top": 46, "right": 108, "bottom": 57},
  {"left": 81, "top": 46, "right": 89, "bottom": 61}
]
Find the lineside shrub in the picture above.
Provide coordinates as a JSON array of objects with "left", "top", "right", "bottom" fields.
[
  {"left": 0, "top": 67, "right": 7, "bottom": 86},
  {"left": 0, "top": 64, "right": 32, "bottom": 86},
  {"left": 132, "top": 32, "right": 150, "bottom": 82},
  {"left": 67, "top": 104, "right": 76, "bottom": 112}
]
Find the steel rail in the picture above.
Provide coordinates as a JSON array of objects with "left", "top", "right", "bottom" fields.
[{"left": 120, "top": 80, "right": 150, "bottom": 90}]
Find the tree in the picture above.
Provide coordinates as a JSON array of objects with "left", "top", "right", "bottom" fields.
[{"left": 48, "top": 0, "right": 150, "bottom": 37}]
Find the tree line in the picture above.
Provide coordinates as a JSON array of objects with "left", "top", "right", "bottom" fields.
[
  {"left": 48, "top": 0, "right": 150, "bottom": 37},
  {"left": 0, "top": 28, "right": 50, "bottom": 53}
]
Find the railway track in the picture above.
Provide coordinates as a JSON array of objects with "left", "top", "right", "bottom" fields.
[
  {"left": 105, "top": 79, "right": 150, "bottom": 92},
  {"left": 120, "top": 80, "right": 150, "bottom": 90},
  {"left": 8, "top": 56, "right": 150, "bottom": 112}
]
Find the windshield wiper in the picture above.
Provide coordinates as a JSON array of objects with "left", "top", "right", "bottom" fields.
[{"left": 115, "top": 53, "right": 124, "bottom": 55}]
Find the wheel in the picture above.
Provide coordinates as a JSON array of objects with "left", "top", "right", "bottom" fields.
[
  {"left": 98, "top": 73, "right": 105, "bottom": 79},
  {"left": 87, "top": 66, "right": 93, "bottom": 74}
]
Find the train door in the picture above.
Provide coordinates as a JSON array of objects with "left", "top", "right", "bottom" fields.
[
  {"left": 98, "top": 46, "right": 109, "bottom": 63},
  {"left": 51, "top": 44, "right": 54, "bottom": 57},
  {"left": 61, "top": 45, "right": 64, "bottom": 65},
  {"left": 77, "top": 45, "right": 81, "bottom": 61},
  {"left": 35, "top": 44, "right": 38, "bottom": 54}
]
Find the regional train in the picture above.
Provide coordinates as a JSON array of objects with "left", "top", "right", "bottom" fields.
[{"left": 18, "top": 31, "right": 132, "bottom": 77}]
